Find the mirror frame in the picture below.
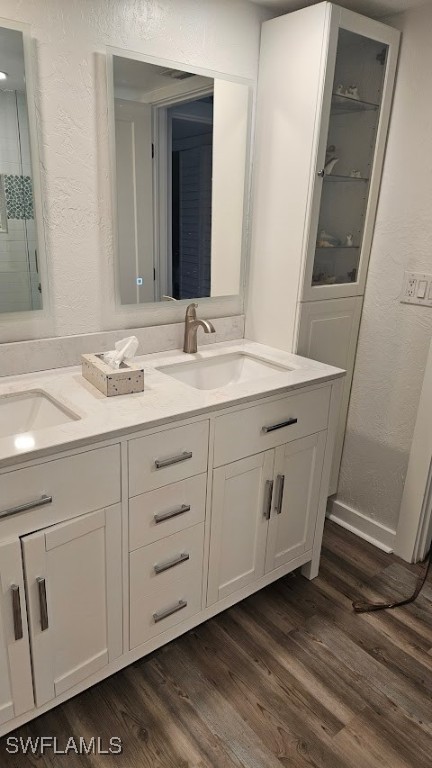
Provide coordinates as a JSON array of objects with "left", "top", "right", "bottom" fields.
[
  {"left": 106, "top": 46, "right": 255, "bottom": 319},
  {"left": 0, "top": 17, "right": 50, "bottom": 340}
]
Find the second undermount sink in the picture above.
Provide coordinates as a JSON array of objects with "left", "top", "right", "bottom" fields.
[
  {"left": 157, "top": 352, "right": 291, "bottom": 391},
  {"left": 0, "top": 390, "right": 79, "bottom": 440}
]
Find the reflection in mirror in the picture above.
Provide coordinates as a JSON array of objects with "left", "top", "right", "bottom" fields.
[
  {"left": 0, "top": 26, "right": 42, "bottom": 313},
  {"left": 111, "top": 55, "right": 250, "bottom": 305}
]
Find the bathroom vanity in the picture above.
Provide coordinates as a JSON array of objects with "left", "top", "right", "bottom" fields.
[{"left": 0, "top": 341, "right": 343, "bottom": 736}]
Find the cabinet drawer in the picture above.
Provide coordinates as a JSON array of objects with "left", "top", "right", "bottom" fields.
[
  {"left": 214, "top": 387, "right": 330, "bottom": 466},
  {"left": 128, "top": 421, "right": 209, "bottom": 497},
  {"left": 129, "top": 474, "right": 207, "bottom": 550},
  {"left": 0, "top": 446, "right": 120, "bottom": 530},
  {"left": 129, "top": 524, "right": 204, "bottom": 649},
  {"left": 130, "top": 523, "right": 204, "bottom": 596}
]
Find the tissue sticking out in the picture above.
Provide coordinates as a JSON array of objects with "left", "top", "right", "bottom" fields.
[
  {"left": 103, "top": 336, "right": 139, "bottom": 369},
  {"left": 81, "top": 336, "right": 144, "bottom": 397}
]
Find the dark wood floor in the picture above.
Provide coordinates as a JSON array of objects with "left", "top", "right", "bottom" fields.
[{"left": 2, "top": 520, "right": 432, "bottom": 768}]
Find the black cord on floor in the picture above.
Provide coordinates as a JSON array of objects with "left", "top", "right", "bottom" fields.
[{"left": 352, "top": 548, "right": 432, "bottom": 613}]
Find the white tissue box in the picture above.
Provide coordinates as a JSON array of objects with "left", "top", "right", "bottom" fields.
[{"left": 81, "top": 353, "right": 144, "bottom": 397}]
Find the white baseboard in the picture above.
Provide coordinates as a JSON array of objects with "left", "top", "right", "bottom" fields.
[{"left": 327, "top": 498, "right": 396, "bottom": 553}]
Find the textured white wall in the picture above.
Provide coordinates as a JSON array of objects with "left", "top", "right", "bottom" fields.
[
  {"left": 336, "top": 3, "right": 432, "bottom": 532},
  {"left": 0, "top": 0, "right": 269, "bottom": 342}
]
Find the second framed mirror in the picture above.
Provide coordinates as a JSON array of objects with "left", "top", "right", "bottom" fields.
[{"left": 108, "top": 51, "right": 252, "bottom": 307}]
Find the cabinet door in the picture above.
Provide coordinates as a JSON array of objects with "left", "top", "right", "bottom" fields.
[
  {"left": 0, "top": 540, "right": 34, "bottom": 725},
  {"left": 265, "top": 433, "right": 326, "bottom": 573},
  {"left": 22, "top": 505, "right": 122, "bottom": 707},
  {"left": 296, "top": 296, "right": 362, "bottom": 494},
  {"left": 301, "top": 9, "right": 399, "bottom": 301},
  {"left": 207, "top": 452, "right": 274, "bottom": 605}
]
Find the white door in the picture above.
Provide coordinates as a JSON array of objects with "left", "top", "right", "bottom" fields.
[
  {"left": 22, "top": 505, "right": 122, "bottom": 707},
  {"left": 207, "top": 451, "right": 274, "bottom": 605},
  {"left": 265, "top": 433, "right": 326, "bottom": 573},
  {"left": 296, "top": 296, "right": 362, "bottom": 494},
  {"left": 0, "top": 540, "right": 34, "bottom": 725},
  {"left": 115, "top": 100, "right": 155, "bottom": 304}
]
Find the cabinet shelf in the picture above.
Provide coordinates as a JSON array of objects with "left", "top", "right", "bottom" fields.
[
  {"left": 315, "top": 246, "right": 360, "bottom": 251},
  {"left": 324, "top": 174, "right": 369, "bottom": 183},
  {"left": 312, "top": 279, "right": 356, "bottom": 286},
  {"left": 331, "top": 92, "right": 379, "bottom": 114}
]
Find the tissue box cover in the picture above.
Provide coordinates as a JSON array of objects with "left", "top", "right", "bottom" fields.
[{"left": 81, "top": 354, "right": 144, "bottom": 397}]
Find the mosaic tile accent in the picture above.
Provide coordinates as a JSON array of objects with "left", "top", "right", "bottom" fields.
[
  {"left": 3, "top": 174, "right": 34, "bottom": 220},
  {"left": 0, "top": 176, "right": 7, "bottom": 233}
]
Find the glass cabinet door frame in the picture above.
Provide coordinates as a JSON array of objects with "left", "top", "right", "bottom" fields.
[{"left": 301, "top": 6, "right": 400, "bottom": 302}]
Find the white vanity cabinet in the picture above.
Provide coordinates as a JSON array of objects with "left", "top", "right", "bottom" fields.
[
  {"left": 0, "top": 364, "right": 342, "bottom": 738},
  {"left": 247, "top": 2, "right": 400, "bottom": 491}
]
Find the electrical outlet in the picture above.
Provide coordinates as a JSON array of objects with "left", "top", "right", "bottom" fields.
[
  {"left": 406, "top": 277, "right": 417, "bottom": 297},
  {"left": 401, "top": 271, "right": 432, "bottom": 307}
]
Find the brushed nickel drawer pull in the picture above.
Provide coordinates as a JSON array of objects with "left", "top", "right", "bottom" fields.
[
  {"left": 262, "top": 418, "right": 298, "bottom": 434},
  {"left": 154, "top": 552, "right": 190, "bottom": 574},
  {"left": 37, "top": 577, "right": 49, "bottom": 632},
  {"left": 154, "top": 504, "right": 191, "bottom": 524},
  {"left": 11, "top": 585, "right": 23, "bottom": 641},
  {"left": 263, "top": 479, "right": 273, "bottom": 520},
  {"left": 153, "top": 599, "right": 187, "bottom": 623},
  {"left": 274, "top": 474, "right": 285, "bottom": 515},
  {"left": 155, "top": 451, "right": 193, "bottom": 469},
  {"left": 0, "top": 494, "right": 53, "bottom": 521}
]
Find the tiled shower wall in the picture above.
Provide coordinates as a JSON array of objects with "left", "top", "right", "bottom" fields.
[{"left": 0, "top": 89, "right": 39, "bottom": 313}]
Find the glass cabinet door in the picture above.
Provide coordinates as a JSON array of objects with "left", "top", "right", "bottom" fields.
[{"left": 311, "top": 29, "right": 389, "bottom": 289}]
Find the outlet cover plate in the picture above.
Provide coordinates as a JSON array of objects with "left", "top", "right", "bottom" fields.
[{"left": 401, "top": 271, "right": 432, "bottom": 307}]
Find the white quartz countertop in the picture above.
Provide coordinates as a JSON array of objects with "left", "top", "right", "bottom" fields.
[{"left": 0, "top": 340, "right": 345, "bottom": 468}]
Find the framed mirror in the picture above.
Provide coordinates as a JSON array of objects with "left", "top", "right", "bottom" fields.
[
  {"left": 108, "top": 51, "right": 252, "bottom": 306},
  {"left": 0, "top": 22, "right": 45, "bottom": 315}
]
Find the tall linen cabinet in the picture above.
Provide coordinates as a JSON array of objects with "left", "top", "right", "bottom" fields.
[{"left": 246, "top": 2, "right": 400, "bottom": 493}]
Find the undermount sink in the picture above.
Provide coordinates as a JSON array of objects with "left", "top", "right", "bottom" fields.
[
  {"left": 157, "top": 352, "right": 291, "bottom": 391},
  {"left": 0, "top": 390, "right": 79, "bottom": 441}
]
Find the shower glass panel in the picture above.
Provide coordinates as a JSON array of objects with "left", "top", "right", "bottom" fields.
[{"left": 0, "top": 26, "right": 42, "bottom": 313}]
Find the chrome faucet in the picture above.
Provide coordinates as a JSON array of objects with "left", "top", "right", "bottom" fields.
[{"left": 183, "top": 303, "right": 216, "bottom": 353}]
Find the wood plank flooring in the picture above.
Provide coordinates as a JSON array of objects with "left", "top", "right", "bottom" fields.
[{"left": 2, "top": 520, "right": 432, "bottom": 767}]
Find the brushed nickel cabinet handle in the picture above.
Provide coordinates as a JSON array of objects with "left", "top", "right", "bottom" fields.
[
  {"left": 11, "top": 585, "right": 23, "bottom": 641},
  {"left": 154, "top": 552, "right": 190, "bottom": 574},
  {"left": 274, "top": 474, "right": 285, "bottom": 515},
  {"left": 37, "top": 577, "right": 49, "bottom": 632},
  {"left": 0, "top": 494, "right": 53, "bottom": 521},
  {"left": 153, "top": 599, "right": 187, "bottom": 623},
  {"left": 154, "top": 451, "right": 193, "bottom": 469},
  {"left": 263, "top": 480, "right": 273, "bottom": 520},
  {"left": 154, "top": 504, "right": 191, "bottom": 524},
  {"left": 262, "top": 418, "right": 297, "bottom": 434},
  {"left": 317, "top": 169, "right": 325, "bottom": 178}
]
